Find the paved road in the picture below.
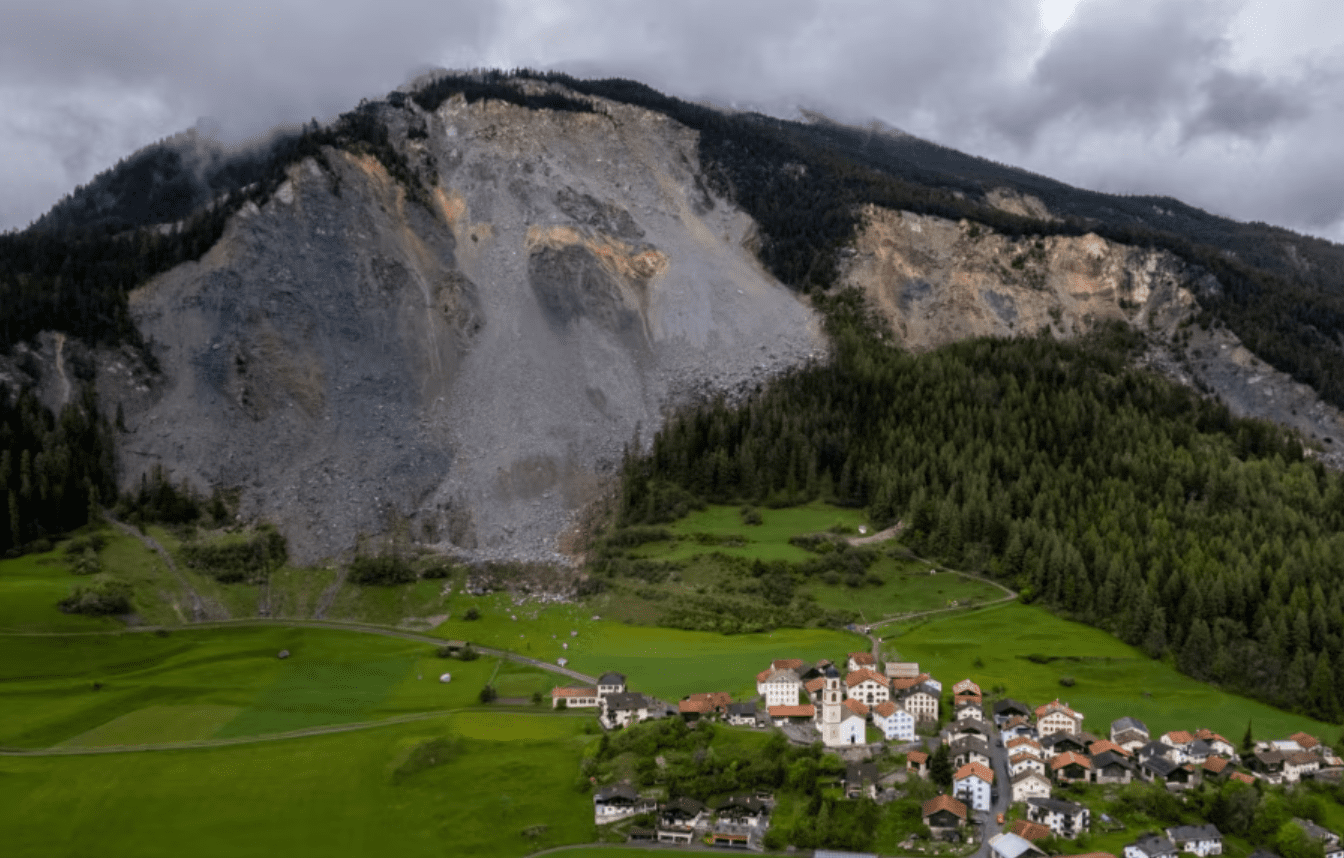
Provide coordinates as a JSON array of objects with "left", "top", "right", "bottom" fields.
[{"left": 973, "top": 725, "right": 1013, "bottom": 858}]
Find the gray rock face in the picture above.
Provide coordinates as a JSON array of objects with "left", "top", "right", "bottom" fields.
[{"left": 110, "top": 94, "right": 825, "bottom": 564}]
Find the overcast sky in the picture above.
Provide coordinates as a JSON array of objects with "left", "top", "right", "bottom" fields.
[{"left": 3, "top": 0, "right": 1342, "bottom": 244}]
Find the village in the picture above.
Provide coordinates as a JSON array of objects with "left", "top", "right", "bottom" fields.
[{"left": 552, "top": 652, "right": 1344, "bottom": 856}]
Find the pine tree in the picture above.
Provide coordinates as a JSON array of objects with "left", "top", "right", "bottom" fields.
[{"left": 930, "top": 743, "right": 953, "bottom": 788}]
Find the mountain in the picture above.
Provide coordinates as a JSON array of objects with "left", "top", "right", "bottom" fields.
[{"left": 2, "top": 70, "right": 1343, "bottom": 563}]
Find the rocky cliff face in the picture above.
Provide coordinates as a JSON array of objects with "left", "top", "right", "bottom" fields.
[
  {"left": 104, "top": 94, "right": 824, "bottom": 564},
  {"left": 841, "top": 202, "right": 1344, "bottom": 455}
]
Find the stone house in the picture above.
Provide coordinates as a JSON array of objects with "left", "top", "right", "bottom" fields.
[
  {"left": 1126, "top": 834, "right": 1179, "bottom": 858},
  {"left": 552, "top": 685, "right": 599, "bottom": 709},
  {"left": 597, "top": 672, "right": 627, "bottom": 697},
  {"left": 924, "top": 795, "right": 969, "bottom": 835},
  {"left": 1027, "top": 796, "right": 1090, "bottom": 838},
  {"left": 1092, "top": 750, "right": 1136, "bottom": 784},
  {"left": 725, "top": 701, "right": 757, "bottom": 727},
  {"left": 594, "top": 783, "right": 656, "bottom": 821},
  {"left": 954, "top": 762, "right": 995, "bottom": 812},
  {"left": 1036, "top": 700, "right": 1084, "bottom": 736},
  {"left": 1165, "top": 824, "right": 1223, "bottom": 856},
  {"left": 995, "top": 699, "right": 1032, "bottom": 725},
  {"left": 602, "top": 692, "right": 653, "bottom": 729},
  {"left": 872, "top": 700, "right": 916, "bottom": 741},
  {"left": 1011, "top": 770, "right": 1053, "bottom": 803},
  {"left": 756, "top": 667, "right": 803, "bottom": 707},
  {"left": 845, "top": 668, "right": 891, "bottom": 706},
  {"left": 847, "top": 651, "right": 877, "bottom": 672},
  {"left": 1050, "top": 751, "right": 1092, "bottom": 784}
]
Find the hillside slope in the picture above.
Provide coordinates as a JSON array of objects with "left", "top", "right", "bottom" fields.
[{"left": 106, "top": 94, "right": 822, "bottom": 564}]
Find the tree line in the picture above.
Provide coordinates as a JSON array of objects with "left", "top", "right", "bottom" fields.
[{"left": 0, "top": 385, "right": 115, "bottom": 555}]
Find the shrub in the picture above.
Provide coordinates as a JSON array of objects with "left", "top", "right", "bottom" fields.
[
  {"left": 348, "top": 554, "right": 416, "bottom": 585},
  {"left": 463, "top": 607, "right": 480, "bottom": 621},
  {"left": 1059, "top": 676, "right": 1076, "bottom": 687},
  {"left": 59, "top": 575, "right": 132, "bottom": 615},
  {"left": 180, "top": 525, "right": 287, "bottom": 583},
  {"left": 421, "top": 562, "right": 456, "bottom": 579},
  {"left": 479, "top": 684, "right": 497, "bottom": 703}
]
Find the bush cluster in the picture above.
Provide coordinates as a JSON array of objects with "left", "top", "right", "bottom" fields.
[
  {"left": 59, "top": 575, "right": 132, "bottom": 615},
  {"left": 180, "top": 526, "right": 287, "bottom": 584},
  {"left": 348, "top": 555, "right": 417, "bottom": 586}
]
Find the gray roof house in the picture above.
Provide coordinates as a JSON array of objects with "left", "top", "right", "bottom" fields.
[{"left": 1126, "top": 834, "right": 1179, "bottom": 858}]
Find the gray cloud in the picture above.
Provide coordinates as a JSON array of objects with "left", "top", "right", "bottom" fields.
[
  {"left": 1, "top": 0, "right": 1342, "bottom": 246},
  {"left": 1185, "top": 69, "right": 1310, "bottom": 142}
]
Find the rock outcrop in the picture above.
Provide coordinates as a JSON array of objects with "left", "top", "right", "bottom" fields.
[
  {"left": 841, "top": 204, "right": 1344, "bottom": 456},
  {"left": 107, "top": 94, "right": 824, "bottom": 564}
]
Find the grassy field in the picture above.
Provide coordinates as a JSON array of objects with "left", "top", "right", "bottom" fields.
[
  {"left": 0, "top": 531, "right": 195, "bottom": 631},
  {"left": 884, "top": 601, "right": 1335, "bottom": 740},
  {"left": 430, "top": 601, "right": 866, "bottom": 702},
  {"left": 626, "top": 501, "right": 873, "bottom": 564},
  {"left": 0, "top": 625, "right": 554, "bottom": 749},
  {"left": 0, "top": 711, "right": 595, "bottom": 858},
  {"left": 807, "top": 558, "right": 1008, "bottom": 621}
]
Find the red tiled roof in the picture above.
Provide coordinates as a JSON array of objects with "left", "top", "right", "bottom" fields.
[
  {"left": 1011, "top": 753, "right": 1041, "bottom": 766},
  {"left": 1008, "top": 737, "right": 1041, "bottom": 751},
  {"left": 1088, "top": 740, "right": 1129, "bottom": 757},
  {"left": 552, "top": 686, "right": 597, "bottom": 697},
  {"left": 680, "top": 698, "right": 713, "bottom": 714},
  {"left": 955, "top": 762, "right": 995, "bottom": 783},
  {"left": 1050, "top": 752, "right": 1092, "bottom": 770},
  {"left": 923, "top": 794, "right": 968, "bottom": 821},
  {"left": 1197, "top": 728, "right": 1231, "bottom": 745},
  {"left": 1287, "top": 751, "right": 1320, "bottom": 765},
  {"left": 845, "top": 668, "right": 890, "bottom": 688},
  {"left": 1058, "top": 853, "right": 1120, "bottom": 858},
  {"left": 892, "top": 673, "right": 932, "bottom": 691},
  {"left": 756, "top": 668, "right": 773, "bottom": 683},
  {"left": 686, "top": 692, "right": 732, "bottom": 709},
  {"left": 1230, "top": 772, "right": 1255, "bottom": 785},
  {"left": 873, "top": 701, "right": 899, "bottom": 717},
  {"left": 772, "top": 659, "right": 805, "bottom": 671},
  {"left": 767, "top": 704, "right": 815, "bottom": 718},
  {"left": 1165, "top": 730, "right": 1195, "bottom": 745},
  {"left": 1202, "top": 756, "right": 1230, "bottom": 774},
  {"left": 844, "top": 698, "right": 870, "bottom": 717},
  {"left": 805, "top": 677, "right": 826, "bottom": 693},
  {"left": 1036, "top": 699, "right": 1081, "bottom": 719},
  {"left": 908, "top": 750, "right": 929, "bottom": 764},
  {"left": 1011, "top": 820, "right": 1053, "bottom": 841},
  {"left": 1291, "top": 731, "right": 1321, "bottom": 749},
  {"left": 849, "top": 651, "right": 876, "bottom": 665},
  {"left": 1005, "top": 715, "right": 1030, "bottom": 729}
]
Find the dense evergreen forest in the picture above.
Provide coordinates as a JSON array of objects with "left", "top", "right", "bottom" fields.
[
  {"left": 616, "top": 298, "right": 1344, "bottom": 722},
  {"left": 0, "top": 385, "right": 115, "bottom": 554}
]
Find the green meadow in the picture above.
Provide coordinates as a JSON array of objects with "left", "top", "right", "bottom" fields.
[
  {"left": 0, "top": 711, "right": 595, "bottom": 858},
  {"left": 626, "top": 501, "right": 873, "bottom": 564},
  {"left": 884, "top": 601, "right": 1334, "bottom": 740},
  {"left": 0, "top": 625, "right": 553, "bottom": 749},
  {"left": 807, "top": 561, "right": 1008, "bottom": 621},
  {"left": 0, "top": 532, "right": 192, "bottom": 631}
]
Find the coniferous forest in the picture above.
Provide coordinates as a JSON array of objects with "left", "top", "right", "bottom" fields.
[{"left": 617, "top": 297, "right": 1344, "bottom": 722}]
